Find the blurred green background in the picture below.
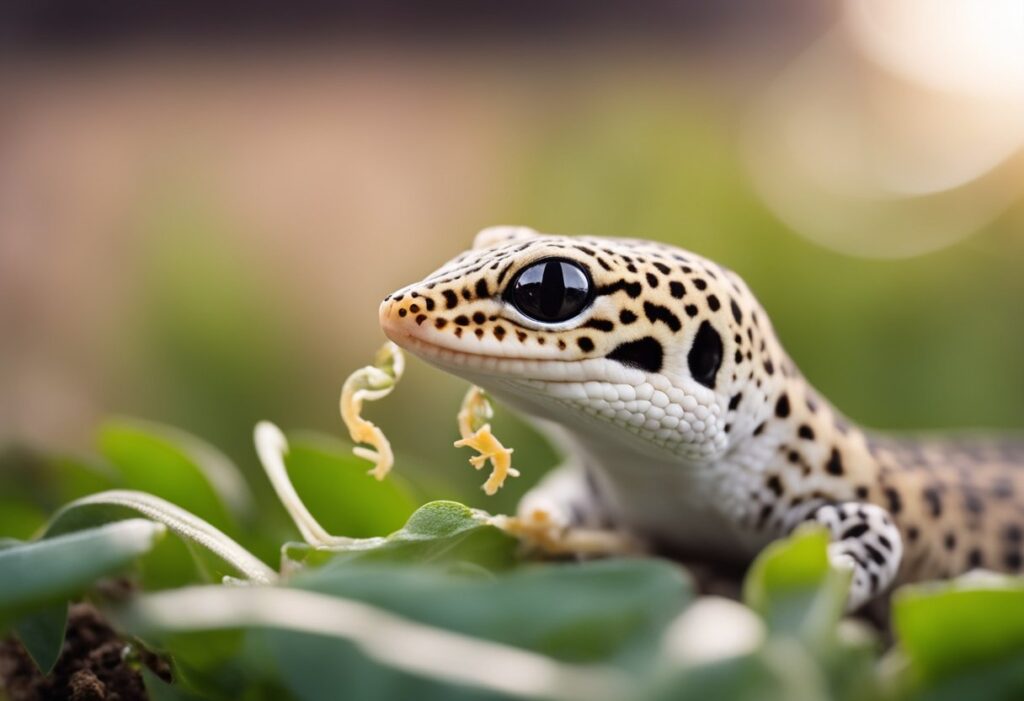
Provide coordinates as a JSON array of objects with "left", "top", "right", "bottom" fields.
[{"left": 2, "top": 1, "right": 1023, "bottom": 540}]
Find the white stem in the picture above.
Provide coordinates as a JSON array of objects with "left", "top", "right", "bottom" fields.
[
  {"left": 254, "top": 421, "right": 354, "bottom": 547},
  {"left": 115, "top": 585, "right": 632, "bottom": 701},
  {"left": 50, "top": 490, "right": 277, "bottom": 584}
]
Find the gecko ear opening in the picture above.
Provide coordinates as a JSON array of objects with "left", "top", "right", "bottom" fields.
[{"left": 473, "top": 226, "right": 539, "bottom": 250}]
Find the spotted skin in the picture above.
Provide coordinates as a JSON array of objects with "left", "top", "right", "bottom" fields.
[{"left": 380, "top": 226, "right": 1024, "bottom": 610}]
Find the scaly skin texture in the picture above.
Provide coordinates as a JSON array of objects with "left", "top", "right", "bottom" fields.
[{"left": 379, "top": 226, "right": 1024, "bottom": 609}]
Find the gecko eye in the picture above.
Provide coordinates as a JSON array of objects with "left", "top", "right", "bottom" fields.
[
  {"left": 688, "top": 321, "right": 723, "bottom": 389},
  {"left": 506, "top": 258, "right": 593, "bottom": 323}
]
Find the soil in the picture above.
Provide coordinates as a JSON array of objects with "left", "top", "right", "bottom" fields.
[{"left": 0, "top": 603, "right": 170, "bottom": 701}]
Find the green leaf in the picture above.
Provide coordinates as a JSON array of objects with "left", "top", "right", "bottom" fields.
[
  {"left": 113, "top": 583, "right": 636, "bottom": 701},
  {"left": 647, "top": 642, "right": 826, "bottom": 701},
  {"left": 0, "top": 448, "right": 117, "bottom": 539},
  {"left": 894, "top": 577, "right": 1024, "bottom": 685},
  {"left": 281, "top": 501, "right": 517, "bottom": 573},
  {"left": 0, "top": 519, "right": 165, "bottom": 623},
  {"left": 98, "top": 420, "right": 251, "bottom": 532},
  {"left": 14, "top": 602, "right": 68, "bottom": 675},
  {"left": 742, "top": 526, "right": 848, "bottom": 644},
  {"left": 0, "top": 500, "right": 48, "bottom": 541},
  {"left": 292, "top": 558, "right": 692, "bottom": 670},
  {"left": 283, "top": 433, "right": 417, "bottom": 539},
  {"left": 44, "top": 490, "right": 276, "bottom": 585}
]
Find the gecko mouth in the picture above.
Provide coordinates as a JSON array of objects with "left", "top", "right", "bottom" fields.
[
  {"left": 383, "top": 325, "right": 585, "bottom": 381},
  {"left": 379, "top": 313, "right": 624, "bottom": 384}
]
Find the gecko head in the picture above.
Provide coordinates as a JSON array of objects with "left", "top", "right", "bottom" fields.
[{"left": 380, "top": 226, "right": 788, "bottom": 462}]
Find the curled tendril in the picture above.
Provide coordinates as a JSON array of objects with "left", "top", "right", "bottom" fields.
[
  {"left": 454, "top": 386, "right": 519, "bottom": 495},
  {"left": 340, "top": 342, "right": 405, "bottom": 480}
]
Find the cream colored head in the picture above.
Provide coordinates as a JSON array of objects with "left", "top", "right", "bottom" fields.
[{"left": 380, "top": 227, "right": 789, "bottom": 462}]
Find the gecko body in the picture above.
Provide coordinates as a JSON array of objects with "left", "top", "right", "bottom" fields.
[{"left": 380, "top": 226, "right": 1024, "bottom": 609}]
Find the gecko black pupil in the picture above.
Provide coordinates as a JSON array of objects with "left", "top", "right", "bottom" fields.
[{"left": 508, "top": 258, "right": 592, "bottom": 323}]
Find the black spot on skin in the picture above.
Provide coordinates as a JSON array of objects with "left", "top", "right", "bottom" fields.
[
  {"left": 596, "top": 280, "right": 642, "bottom": 299},
  {"left": 494, "top": 326, "right": 506, "bottom": 340},
  {"left": 398, "top": 309, "right": 407, "bottom": 318},
  {"left": 734, "top": 350, "right": 743, "bottom": 364},
  {"left": 435, "top": 318, "right": 448, "bottom": 329},
  {"left": 798, "top": 424, "right": 815, "bottom": 440},
  {"left": 472, "top": 312, "right": 486, "bottom": 324},
  {"left": 424, "top": 298, "right": 436, "bottom": 311},
  {"left": 993, "top": 478, "right": 1015, "bottom": 499},
  {"left": 728, "top": 393, "right": 742, "bottom": 411},
  {"left": 557, "top": 339, "right": 566, "bottom": 350},
  {"left": 685, "top": 305, "right": 699, "bottom": 318},
  {"left": 454, "top": 315, "right": 470, "bottom": 326},
  {"left": 607, "top": 337, "right": 664, "bottom": 373},
  {"left": 496, "top": 263, "right": 514, "bottom": 285},
  {"left": 864, "top": 543, "right": 886, "bottom": 566},
  {"left": 626, "top": 263, "right": 637, "bottom": 273},
  {"left": 907, "top": 526, "right": 920, "bottom": 542},
  {"left": 842, "top": 523, "right": 869, "bottom": 540},
  {"left": 775, "top": 394, "right": 791, "bottom": 418},
  {"left": 688, "top": 321, "right": 724, "bottom": 389},
  {"left": 578, "top": 337, "right": 595, "bottom": 352},
  {"left": 669, "top": 281, "right": 686, "bottom": 299},
  {"left": 855, "top": 485, "right": 870, "bottom": 499},
  {"left": 923, "top": 487, "right": 943, "bottom": 517},
  {"left": 730, "top": 299, "right": 742, "bottom": 324},
  {"left": 415, "top": 315, "right": 427, "bottom": 325},
  {"left": 753, "top": 422, "right": 766, "bottom": 436},
  {"left": 474, "top": 328, "right": 484, "bottom": 338},
  {"left": 596, "top": 257, "right": 612, "bottom": 271},
  {"left": 443, "top": 290, "right": 458, "bottom": 309},
  {"left": 643, "top": 302, "right": 682, "bottom": 332},
  {"left": 884, "top": 487, "right": 902, "bottom": 514},
  {"left": 964, "top": 492, "right": 984, "bottom": 514},
  {"left": 707, "top": 294, "right": 720, "bottom": 311},
  {"left": 646, "top": 272, "right": 659, "bottom": 287},
  {"left": 474, "top": 279, "right": 490, "bottom": 299},
  {"left": 584, "top": 319, "right": 615, "bottom": 332},
  {"left": 693, "top": 278, "right": 707, "bottom": 291},
  {"left": 619, "top": 309, "right": 638, "bottom": 325},
  {"left": 766, "top": 475, "right": 782, "bottom": 496},
  {"left": 462, "top": 288, "right": 472, "bottom": 301},
  {"left": 764, "top": 360, "right": 775, "bottom": 375},
  {"left": 410, "top": 304, "right": 420, "bottom": 313},
  {"left": 653, "top": 262, "right": 671, "bottom": 275},
  {"left": 517, "top": 331, "right": 528, "bottom": 342},
  {"left": 825, "top": 448, "right": 844, "bottom": 475},
  {"left": 787, "top": 450, "right": 800, "bottom": 464},
  {"left": 454, "top": 327, "right": 463, "bottom": 338}
]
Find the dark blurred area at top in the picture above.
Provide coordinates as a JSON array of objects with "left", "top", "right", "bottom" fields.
[{"left": 0, "top": 0, "right": 828, "bottom": 54}]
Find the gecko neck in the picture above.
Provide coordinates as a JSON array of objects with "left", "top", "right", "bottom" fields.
[
  {"left": 551, "top": 366, "right": 885, "bottom": 555},
  {"left": 720, "top": 369, "right": 883, "bottom": 535}
]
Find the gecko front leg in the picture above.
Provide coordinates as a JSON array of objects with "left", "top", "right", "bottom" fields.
[
  {"left": 509, "top": 463, "right": 639, "bottom": 556},
  {"left": 517, "top": 462, "right": 614, "bottom": 531},
  {"left": 806, "top": 502, "right": 904, "bottom": 610}
]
